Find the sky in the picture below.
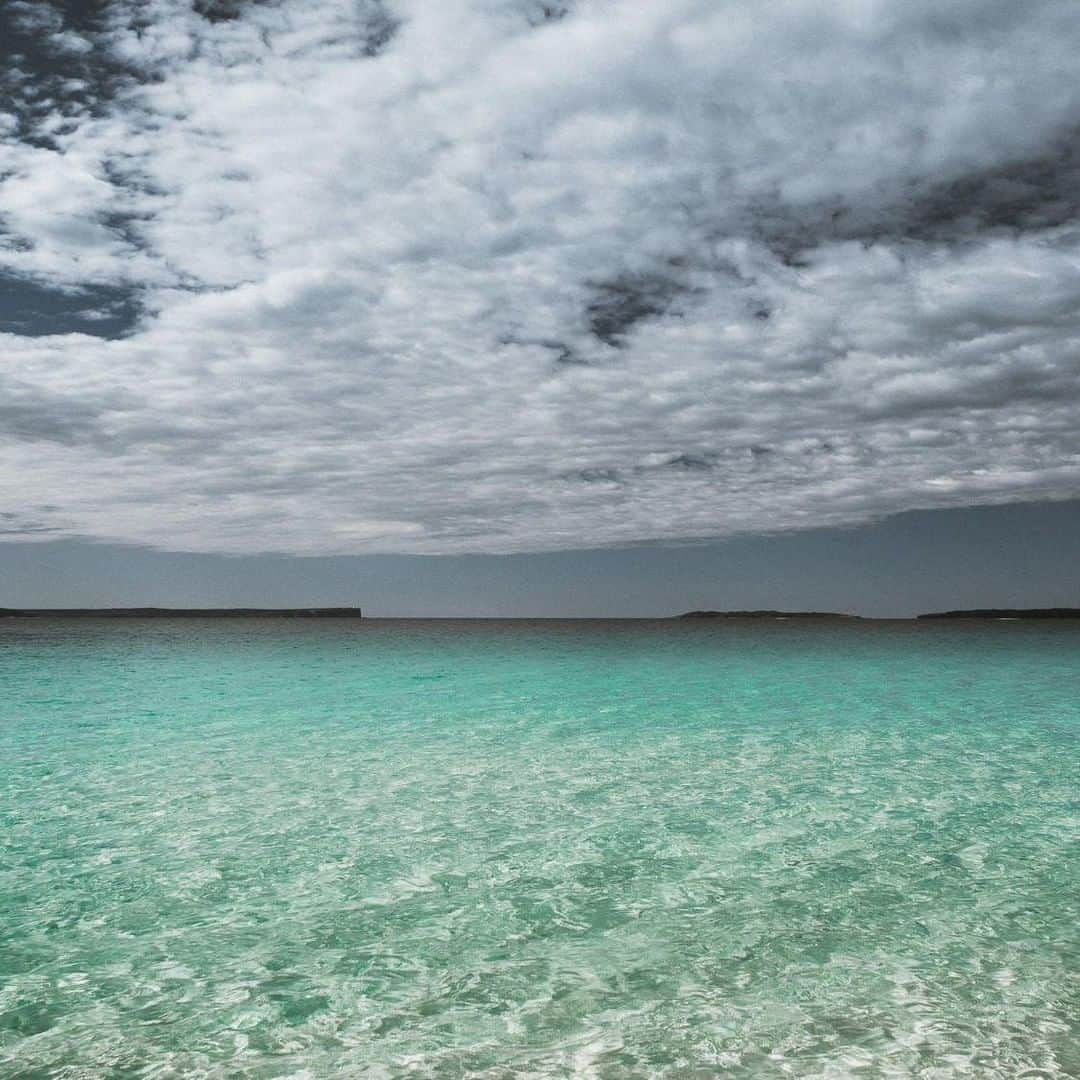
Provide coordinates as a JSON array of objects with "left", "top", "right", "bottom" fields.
[
  {"left": 2, "top": 501, "right": 1078, "bottom": 617},
  {"left": 2, "top": 0, "right": 1079, "bottom": 610}
]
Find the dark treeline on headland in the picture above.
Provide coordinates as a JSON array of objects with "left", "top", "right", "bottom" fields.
[
  {"left": 0, "top": 608, "right": 363, "bottom": 618},
  {"left": 679, "top": 609, "right": 1080, "bottom": 620},
  {"left": 916, "top": 608, "right": 1080, "bottom": 619},
  {"left": 2, "top": 608, "right": 1078, "bottom": 620}
]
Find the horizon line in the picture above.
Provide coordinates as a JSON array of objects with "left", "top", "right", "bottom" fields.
[{"left": 4, "top": 607, "right": 1080, "bottom": 621}]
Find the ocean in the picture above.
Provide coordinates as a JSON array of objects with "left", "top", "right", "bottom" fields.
[{"left": 1, "top": 617, "right": 1077, "bottom": 1077}]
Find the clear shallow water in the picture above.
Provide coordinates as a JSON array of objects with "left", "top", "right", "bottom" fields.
[{"left": 0, "top": 618, "right": 1077, "bottom": 1079}]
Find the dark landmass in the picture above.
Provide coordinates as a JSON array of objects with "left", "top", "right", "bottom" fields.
[
  {"left": 0, "top": 607, "right": 363, "bottom": 618},
  {"left": 678, "top": 610, "right": 862, "bottom": 619},
  {"left": 2, "top": 607, "right": 1076, "bottom": 620},
  {"left": 917, "top": 608, "right": 1080, "bottom": 619}
]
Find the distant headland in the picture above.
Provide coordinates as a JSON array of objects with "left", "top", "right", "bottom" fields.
[
  {"left": 678, "top": 610, "right": 862, "bottom": 619},
  {"left": 0, "top": 608, "right": 363, "bottom": 618},
  {"left": 916, "top": 608, "right": 1080, "bottom": 619},
  {"left": 678, "top": 609, "right": 1080, "bottom": 620}
]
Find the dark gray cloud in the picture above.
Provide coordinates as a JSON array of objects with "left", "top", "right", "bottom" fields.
[
  {"left": 749, "top": 127, "right": 1080, "bottom": 261},
  {"left": 0, "top": 390, "right": 106, "bottom": 445},
  {"left": 586, "top": 272, "right": 687, "bottom": 347},
  {"left": 2, "top": 0, "right": 1080, "bottom": 555}
]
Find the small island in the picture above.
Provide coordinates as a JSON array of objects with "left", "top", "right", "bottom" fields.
[{"left": 677, "top": 610, "right": 862, "bottom": 619}]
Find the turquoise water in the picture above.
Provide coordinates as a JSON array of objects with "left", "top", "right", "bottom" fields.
[{"left": 1, "top": 618, "right": 1077, "bottom": 1078}]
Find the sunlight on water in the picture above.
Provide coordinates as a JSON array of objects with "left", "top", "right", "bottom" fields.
[{"left": 1, "top": 618, "right": 1077, "bottom": 1077}]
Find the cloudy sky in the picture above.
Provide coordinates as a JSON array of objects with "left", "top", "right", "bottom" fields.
[{"left": 2, "top": 0, "right": 1079, "bottom": 607}]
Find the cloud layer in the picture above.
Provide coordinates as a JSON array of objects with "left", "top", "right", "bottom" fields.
[{"left": 2, "top": 0, "right": 1079, "bottom": 553}]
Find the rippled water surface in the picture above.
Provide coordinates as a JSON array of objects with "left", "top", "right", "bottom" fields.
[{"left": 1, "top": 617, "right": 1078, "bottom": 1078}]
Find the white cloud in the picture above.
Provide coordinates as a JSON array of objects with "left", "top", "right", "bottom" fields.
[{"left": 1, "top": 0, "right": 1079, "bottom": 553}]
